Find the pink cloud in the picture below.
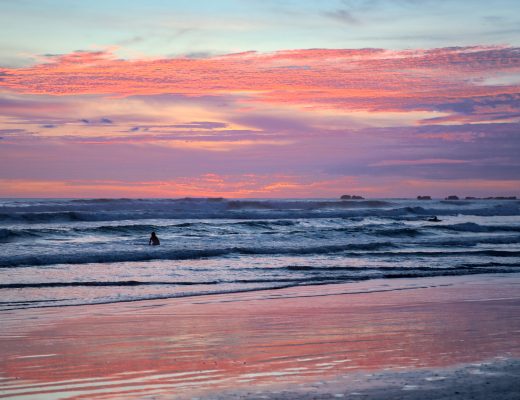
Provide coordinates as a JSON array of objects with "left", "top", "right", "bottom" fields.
[
  {"left": 2, "top": 46, "right": 520, "bottom": 198},
  {"left": 1, "top": 46, "right": 519, "bottom": 115}
]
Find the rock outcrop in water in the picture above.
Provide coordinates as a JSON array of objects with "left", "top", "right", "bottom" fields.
[
  {"left": 417, "top": 196, "right": 431, "bottom": 200},
  {"left": 340, "top": 195, "right": 364, "bottom": 200},
  {"left": 466, "top": 196, "right": 517, "bottom": 200},
  {"left": 445, "top": 195, "right": 460, "bottom": 200}
]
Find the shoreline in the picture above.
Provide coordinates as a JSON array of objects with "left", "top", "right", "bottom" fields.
[
  {"left": 1, "top": 273, "right": 519, "bottom": 399},
  {"left": 4, "top": 268, "right": 520, "bottom": 312}
]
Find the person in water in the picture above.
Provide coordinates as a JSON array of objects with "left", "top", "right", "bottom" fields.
[
  {"left": 149, "top": 231, "right": 160, "bottom": 246},
  {"left": 428, "top": 216, "right": 441, "bottom": 222}
]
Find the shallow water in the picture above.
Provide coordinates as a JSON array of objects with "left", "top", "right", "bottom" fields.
[
  {"left": 1, "top": 275, "right": 519, "bottom": 399},
  {"left": 1, "top": 197, "right": 519, "bottom": 310}
]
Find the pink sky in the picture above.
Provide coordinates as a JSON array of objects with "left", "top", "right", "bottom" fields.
[{"left": 1, "top": 46, "right": 520, "bottom": 198}]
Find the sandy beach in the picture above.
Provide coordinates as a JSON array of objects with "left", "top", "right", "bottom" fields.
[{"left": 1, "top": 273, "right": 519, "bottom": 399}]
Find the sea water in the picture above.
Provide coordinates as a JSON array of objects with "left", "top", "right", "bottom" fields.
[{"left": 1, "top": 198, "right": 519, "bottom": 311}]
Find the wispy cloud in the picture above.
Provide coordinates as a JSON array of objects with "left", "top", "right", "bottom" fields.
[
  {"left": 369, "top": 158, "right": 469, "bottom": 167},
  {"left": 2, "top": 46, "right": 519, "bottom": 123},
  {"left": 323, "top": 9, "right": 360, "bottom": 25}
]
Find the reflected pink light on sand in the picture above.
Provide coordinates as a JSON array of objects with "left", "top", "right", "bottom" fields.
[{"left": 1, "top": 276, "right": 519, "bottom": 399}]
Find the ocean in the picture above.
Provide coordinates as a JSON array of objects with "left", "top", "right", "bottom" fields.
[{"left": 1, "top": 197, "right": 519, "bottom": 311}]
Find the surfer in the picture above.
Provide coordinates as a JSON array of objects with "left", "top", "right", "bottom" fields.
[
  {"left": 428, "top": 216, "right": 441, "bottom": 222},
  {"left": 149, "top": 231, "right": 160, "bottom": 246}
]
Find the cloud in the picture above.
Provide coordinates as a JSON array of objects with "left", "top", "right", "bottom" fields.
[
  {"left": 323, "top": 9, "right": 360, "bottom": 25},
  {"left": 171, "top": 121, "right": 228, "bottom": 129},
  {"left": 1, "top": 46, "right": 520, "bottom": 197},
  {"left": 0, "top": 128, "right": 27, "bottom": 135},
  {"left": 369, "top": 158, "right": 468, "bottom": 167},
  {"left": 0, "top": 128, "right": 34, "bottom": 137},
  {"left": 1, "top": 46, "right": 519, "bottom": 121},
  {"left": 80, "top": 118, "right": 114, "bottom": 124}
]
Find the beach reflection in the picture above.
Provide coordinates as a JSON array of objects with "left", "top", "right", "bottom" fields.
[{"left": 1, "top": 275, "right": 519, "bottom": 399}]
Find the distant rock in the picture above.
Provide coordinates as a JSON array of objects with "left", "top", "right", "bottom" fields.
[
  {"left": 340, "top": 194, "right": 364, "bottom": 200},
  {"left": 445, "top": 195, "right": 460, "bottom": 200},
  {"left": 463, "top": 196, "right": 516, "bottom": 200},
  {"left": 417, "top": 196, "right": 431, "bottom": 200}
]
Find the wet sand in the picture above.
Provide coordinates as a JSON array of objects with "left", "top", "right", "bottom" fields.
[
  {"left": 1, "top": 273, "right": 519, "bottom": 399},
  {"left": 208, "top": 358, "right": 520, "bottom": 400}
]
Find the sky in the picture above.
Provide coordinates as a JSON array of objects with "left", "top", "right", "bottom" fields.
[{"left": 1, "top": 0, "right": 520, "bottom": 198}]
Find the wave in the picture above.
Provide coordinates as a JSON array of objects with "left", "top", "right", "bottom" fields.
[
  {"left": 2, "top": 244, "right": 520, "bottom": 268},
  {"left": 425, "top": 235, "right": 520, "bottom": 247},
  {"left": 0, "top": 280, "right": 220, "bottom": 289},
  {"left": 236, "top": 220, "right": 297, "bottom": 228},
  {"left": 3, "top": 220, "right": 520, "bottom": 245},
  {"left": 0, "top": 220, "right": 290, "bottom": 238},
  {"left": 0, "top": 225, "right": 158, "bottom": 242},
  {"left": 0, "top": 242, "right": 396, "bottom": 267},
  {"left": 435, "top": 222, "right": 520, "bottom": 233},
  {"left": 367, "top": 222, "right": 520, "bottom": 240},
  {"left": 0, "top": 208, "right": 510, "bottom": 224},
  {"left": 70, "top": 198, "right": 138, "bottom": 203},
  {"left": 0, "top": 211, "right": 101, "bottom": 223},
  {"left": 2, "top": 198, "right": 518, "bottom": 224},
  {"left": 0, "top": 228, "right": 44, "bottom": 242},
  {"left": 371, "top": 227, "right": 426, "bottom": 237},
  {"left": 360, "top": 249, "right": 520, "bottom": 258},
  {"left": 226, "top": 199, "right": 393, "bottom": 210},
  {"left": 0, "top": 276, "right": 367, "bottom": 289},
  {"left": 3, "top": 263, "right": 518, "bottom": 292},
  {"left": 283, "top": 263, "right": 520, "bottom": 272}
]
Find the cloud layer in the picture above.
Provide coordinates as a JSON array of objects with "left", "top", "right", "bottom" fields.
[
  {"left": 1, "top": 46, "right": 519, "bottom": 197},
  {"left": 2, "top": 47, "right": 520, "bottom": 113}
]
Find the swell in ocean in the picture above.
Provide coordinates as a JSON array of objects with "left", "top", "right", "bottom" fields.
[
  {"left": 1, "top": 198, "right": 519, "bottom": 223},
  {"left": 1, "top": 198, "right": 519, "bottom": 310}
]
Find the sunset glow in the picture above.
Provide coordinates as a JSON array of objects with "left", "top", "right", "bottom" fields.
[{"left": 1, "top": 1, "right": 520, "bottom": 198}]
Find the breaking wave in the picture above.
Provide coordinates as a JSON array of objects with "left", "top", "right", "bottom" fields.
[{"left": 0, "top": 242, "right": 396, "bottom": 267}]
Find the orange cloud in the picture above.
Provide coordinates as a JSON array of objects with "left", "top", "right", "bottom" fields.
[{"left": 1, "top": 46, "right": 519, "bottom": 114}]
